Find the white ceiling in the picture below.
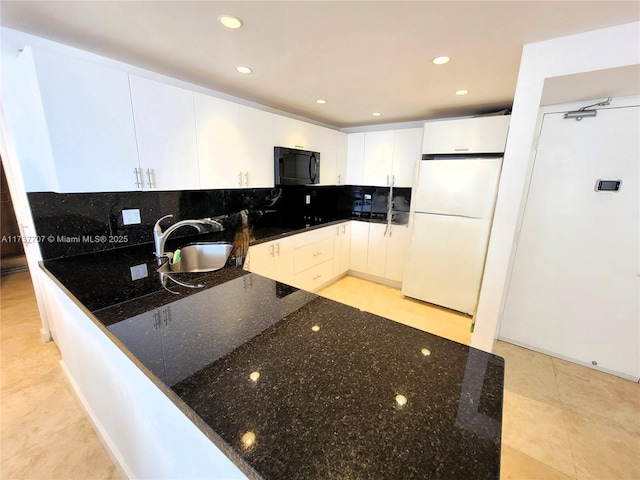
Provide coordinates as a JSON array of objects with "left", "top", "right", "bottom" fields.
[{"left": 1, "top": 1, "right": 638, "bottom": 128}]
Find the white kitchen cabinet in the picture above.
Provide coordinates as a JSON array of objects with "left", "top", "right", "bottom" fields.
[
  {"left": 245, "top": 239, "right": 294, "bottom": 285},
  {"left": 274, "top": 115, "right": 314, "bottom": 150},
  {"left": 316, "top": 127, "right": 339, "bottom": 185},
  {"left": 336, "top": 132, "right": 348, "bottom": 185},
  {"left": 346, "top": 133, "right": 365, "bottom": 185},
  {"left": 237, "top": 105, "right": 275, "bottom": 188},
  {"left": 352, "top": 220, "right": 410, "bottom": 284},
  {"left": 422, "top": 116, "right": 510, "bottom": 154},
  {"left": 362, "top": 131, "right": 395, "bottom": 186},
  {"left": 384, "top": 224, "right": 410, "bottom": 282},
  {"left": 391, "top": 128, "right": 423, "bottom": 187},
  {"left": 195, "top": 96, "right": 274, "bottom": 189},
  {"left": 349, "top": 220, "right": 370, "bottom": 273},
  {"left": 194, "top": 94, "right": 239, "bottom": 189},
  {"left": 366, "top": 223, "right": 388, "bottom": 278},
  {"left": 333, "top": 222, "right": 351, "bottom": 276},
  {"left": 129, "top": 75, "right": 200, "bottom": 190},
  {"left": 347, "top": 128, "right": 422, "bottom": 187},
  {"left": 19, "top": 46, "right": 140, "bottom": 192}
]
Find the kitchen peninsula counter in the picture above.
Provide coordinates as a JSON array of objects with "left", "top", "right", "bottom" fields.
[{"left": 40, "top": 233, "right": 504, "bottom": 479}]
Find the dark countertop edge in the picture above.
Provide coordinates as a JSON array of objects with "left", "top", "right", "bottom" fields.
[{"left": 38, "top": 262, "right": 263, "bottom": 480}]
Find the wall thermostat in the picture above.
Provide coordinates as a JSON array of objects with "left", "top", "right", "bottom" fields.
[{"left": 595, "top": 179, "right": 621, "bottom": 192}]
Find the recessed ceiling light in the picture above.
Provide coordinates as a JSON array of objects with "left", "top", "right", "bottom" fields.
[
  {"left": 219, "top": 15, "right": 243, "bottom": 29},
  {"left": 372, "top": 112, "right": 381, "bottom": 117},
  {"left": 455, "top": 89, "right": 469, "bottom": 96},
  {"left": 316, "top": 99, "right": 327, "bottom": 104},
  {"left": 432, "top": 56, "right": 450, "bottom": 65},
  {"left": 236, "top": 66, "right": 252, "bottom": 74}
]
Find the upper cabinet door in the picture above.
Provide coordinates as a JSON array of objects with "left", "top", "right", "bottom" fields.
[
  {"left": 237, "top": 106, "right": 274, "bottom": 188},
  {"left": 391, "top": 128, "right": 423, "bottom": 187},
  {"left": 129, "top": 75, "right": 200, "bottom": 190},
  {"left": 273, "top": 115, "right": 314, "bottom": 150},
  {"left": 335, "top": 133, "right": 348, "bottom": 185},
  {"left": 27, "top": 47, "right": 140, "bottom": 192},
  {"left": 194, "top": 93, "right": 239, "bottom": 189},
  {"left": 346, "top": 133, "right": 365, "bottom": 185},
  {"left": 316, "top": 126, "right": 338, "bottom": 185},
  {"left": 362, "top": 130, "right": 395, "bottom": 186},
  {"left": 422, "top": 116, "right": 510, "bottom": 154}
]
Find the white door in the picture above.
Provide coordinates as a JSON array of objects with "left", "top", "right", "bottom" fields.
[
  {"left": 362, "top": 130, "right": 394, "bottom": 186},
  {"left": 414, "top": 158, "right": 502, "bottom": 218},
  {"left": 500, "top": 106, "right": 639, "bottom": 379},
  {"left": 391, "top": 128, "right": 423, "bottom": 188},
  {"left": 402, "top": 214, "right": 492, "bottom": 315}
]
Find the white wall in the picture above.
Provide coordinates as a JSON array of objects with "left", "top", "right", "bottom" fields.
[{"left": 472, "top": 21, "right": 640, "bottom": 352}]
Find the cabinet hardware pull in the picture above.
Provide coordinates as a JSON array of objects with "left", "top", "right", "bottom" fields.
[
  {"left": 387, "top": 175, "right": 390, "bottom": 186},
  {"left": 244, "top": 171, "right": 249, "bottom": 186},
  {"left": 342, "top": 225, "right": 346, "bottom": 234},
  {"left": 337, "top": 174, "right": 341, "bottom": 184},
  {"left": 145, "top": 168, "right": 154, "bottom": 188},
  {"left": 134, "top": 168, "right": 143, "bottom": 188},
  {"left": 270, "top": 245, "right": 275, "bottom": 257},
  {"left": 391, "top": 175, "right": 395, "bottom": 187},
  {"left": 336, "top": 227, "right": 339, "bottom": 236},
  {"left": 238, "top": 172, "right": 243, "bottom": 186},
  {"left": 454, "top": 148, "right": 469, "bottom": 151},
  {"left": 313, "top": 275, "right": 321, "bottom": 280},
  {"left": 313, "top": 252, "right": 321, "bottom": 256},
  {"left": 163, "top": 308, "right": 171, "bottom": 325},
  {"left": 275, "top": 243, "right": 280, "bottom": 256},
  {"left": 294, "top": 145, "right": 304, "bottom": 149}
]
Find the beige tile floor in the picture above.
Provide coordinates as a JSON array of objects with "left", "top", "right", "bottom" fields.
[{"left": 2, "top": 271, "right": 639, "bottom": 479}]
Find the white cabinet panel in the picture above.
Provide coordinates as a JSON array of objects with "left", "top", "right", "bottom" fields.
[
  {"left": 25, "top": 47, "right": 140, "bottom": 192},
  {"left": 346, "top": 133, "right": 365, "bottom": 185},
  {"left": 336, "top": 133, "right": 348, "bottom": 185},
  {"left": 129, "top": 75, "right": 200, "bottom": 190},
  {"left": 317, "top": 127, "right": 339, "bottom": 185},
  {"left": 238, "top": 106, "right": 275, "bottom": 188},
  {"left": 391, "top": 128, "right": 423, "bottom": 187},
  {"left": 422, "top": 116, "right": 510, "bottom": 154},
  {"left": 385, "top": 224, "right": 409, "bottom": 282},
  {"left": 274, "top": 115, "right": 314, "bottom": 150},
  {"left": 362, "top": 130, "right": 395, "bottom": 186},
  {"left": 194, "top": 94, "right": 239, "bottom": 189},
  {"left": 349, "top": 220, "right": 370, "bottom": 272},
  {"left": 366, "top": 222, "right": 388, "bottom": 278},
  {"left": 333, "top": 222, "right": 351, "bottom": 276}
]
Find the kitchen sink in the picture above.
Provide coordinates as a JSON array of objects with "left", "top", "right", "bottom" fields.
[{"left": 157, "top": 242, "right": 233, "bottom": 274}]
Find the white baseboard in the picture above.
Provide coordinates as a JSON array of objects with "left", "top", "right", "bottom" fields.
[
  {"left": 347, "top": 270, "right": 402, "bottom": 289},
  {"left": 59, "top": 360, "right": 134, "bottom": 480}
]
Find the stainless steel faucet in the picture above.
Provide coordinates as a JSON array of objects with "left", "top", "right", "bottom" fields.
[{"left": 153, "top": 214, "right": 224, "bottom": 258}]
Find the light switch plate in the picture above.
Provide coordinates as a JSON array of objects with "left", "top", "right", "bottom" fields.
[
  {"left": 122, "top": 209, "right": 141, "bottom": 225},
  {"left": 130, "top": 263, "right": 148, "bottom": 281}
]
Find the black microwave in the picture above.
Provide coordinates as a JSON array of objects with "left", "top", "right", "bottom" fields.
[{"left": 274, "top": 147, "right": 320, "bottom": 185}]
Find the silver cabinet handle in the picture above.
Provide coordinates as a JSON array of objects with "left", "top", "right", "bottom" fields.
[
  {"left": 153, "top": 311, "right": 160, "bottom": 330},
  {"left": 454, "top": 148, "right": 469, "bottom": 152},
  {"left": 336, "top": 227, "right": 340, "bottom": 236},
  {"left": 342, "top": 225, "right": 346, "bottom": 234},
  {"left": 391, "top": 175, "right": 395, "bottom": 187},
  {"left": 275, "top": 242, "right": 280, "bottom": 256},
  {"left": 270, "top": 245, "right": 275, "bottom": 257},
  {"left": 134, "top": 168, "right": 143, "bottom": 188},
  {"left": 313, "top": 252, "right": 322, "bottom": 257},
  {"left": 386, "top": 175, "right": 390, "bottom": 186},
  {"left": 244, "top": 171, "right": 249, "bottom": 186},
  {"left": 313, "top": 275, "right": 322, "bottom": 280},
  {"left": 238, "top": 171, "right": 243, "bottom": 187},
  {"left": 163, "top": 307, "right": 171, "bottom": 325},
  {"left": 337, "top": 174, "right": 341, "bottom": 184},
  {"left": 294, "top": 145, "right": 304, "bottom": 149},
  {"left": 145, "top": 168, "right": 154, "bottom": 188}
]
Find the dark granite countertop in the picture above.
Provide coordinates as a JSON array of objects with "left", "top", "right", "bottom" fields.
[{"left": 40, "top": 221, "right": 504, "bottom": 480}]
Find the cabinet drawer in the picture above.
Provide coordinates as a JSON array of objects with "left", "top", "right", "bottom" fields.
[
  {"left": 290, "top": 225, "right": 337, "bottom": 247},
  {"left": 294, "top": 238, "right": 334, "bottom": 274},
  {"left": 293, "top": 259, "right": 334, "bottom": 292}
]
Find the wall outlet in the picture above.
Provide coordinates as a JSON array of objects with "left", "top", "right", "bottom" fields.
[
  {"left": 305, "top": 194, "right": 311, "bottom": 205},
  {"left": 122, "top": 209, "right": 141, "bottom": 225},
  {"left": 130, "top": 263, "right": 148, "bottom": 281}
]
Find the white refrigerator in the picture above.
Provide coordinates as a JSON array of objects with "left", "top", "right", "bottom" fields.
[{"left": 402, "top": 156, "right": 502, "bottom": 315}]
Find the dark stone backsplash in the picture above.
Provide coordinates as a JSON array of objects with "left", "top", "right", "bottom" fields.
[{"left": 28, "top": 185, "right": 411, "bottom": 260}]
